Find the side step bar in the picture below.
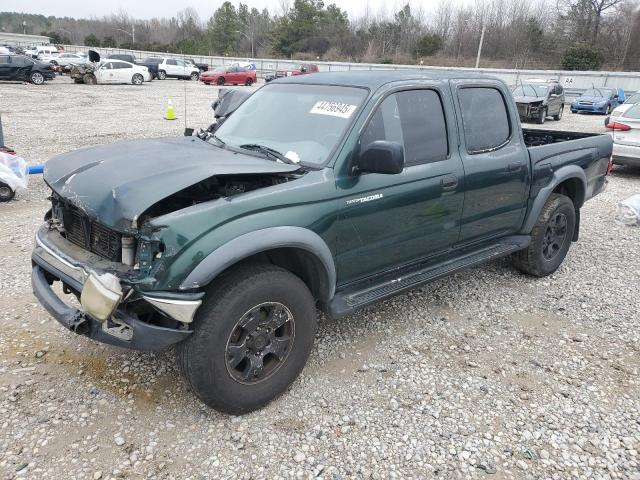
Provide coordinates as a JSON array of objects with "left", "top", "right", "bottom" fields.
[{"left": 327, "top": 235, "right": 530, "bottom": 319}]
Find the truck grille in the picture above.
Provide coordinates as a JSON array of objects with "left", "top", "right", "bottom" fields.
[{"left": 61, "top": 206, "right": 122, "bottom": 262}]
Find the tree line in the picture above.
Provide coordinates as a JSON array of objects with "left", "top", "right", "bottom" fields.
[{"left": 2, "top": 0, "right": 640, "bottom": 70}]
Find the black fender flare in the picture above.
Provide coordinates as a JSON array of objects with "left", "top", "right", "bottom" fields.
[
  {"left": 521, "top": 165, "right": 586, "bottom": 234},
  {"left": 179, "top": 227, "right": 336, "bottom": 300}
]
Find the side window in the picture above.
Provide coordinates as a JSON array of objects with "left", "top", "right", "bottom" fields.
[
  {"left": 459, "top": 87, "right": 510, "bottom": 153},
  {"left": 116, "top": 62, "right": 132, "bottom": 69},
  {"left": 104, "top": 62, "right": 114, "bottom": 69},
  {"left": 167, "top": 59, "right": 177, "bottom": 66},
  {"left": 0, "top": 55, "right": 9, "bottom": 64},
  {"left": 176, "top": 60, "right": 184, "bottom": 67},
  {"left": 361, "top": 89, "right": 449, "bottom": 166}
]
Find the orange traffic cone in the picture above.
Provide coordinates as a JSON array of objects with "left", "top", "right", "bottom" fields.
[{"left": 165, "top": 99, "right": 176, "bottom": 120}]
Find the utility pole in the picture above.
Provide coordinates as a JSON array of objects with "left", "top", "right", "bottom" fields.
[
  {"left": 475, "top": 22, "right": 486, "bottom": 69},
  {"left": 236, "top": 30, "right": 254, "bottom": 57}
]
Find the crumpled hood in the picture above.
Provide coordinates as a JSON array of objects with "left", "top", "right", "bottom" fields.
[
  {"left": 44, "top": 136, "right": 300, "bottom": 232},
  {"left": 514, "top": 96, "right": 544, "bottom": 104}
]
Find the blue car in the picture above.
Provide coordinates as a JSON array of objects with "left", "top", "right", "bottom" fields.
[{"left": 570, "top": 87, "right": 623, "bottom": 115}]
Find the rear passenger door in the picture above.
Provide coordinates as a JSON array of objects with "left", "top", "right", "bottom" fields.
[
  {"left": 452, "top": 81, "right": 530, "bottom": 244},
  {"left": 165, "top": 59, "right": 178, "bottom": 77},
  {"left": 336, "top": 86, "right": 465, "bottom": 284}
]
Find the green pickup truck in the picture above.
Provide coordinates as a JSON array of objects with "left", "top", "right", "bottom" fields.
[{"left": 32, "top": 71, "right": 612, "bottom": 414}]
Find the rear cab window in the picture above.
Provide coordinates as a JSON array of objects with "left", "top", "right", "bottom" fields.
[{"left": 458, "top": 87, "right": 511, "bottom": 154}]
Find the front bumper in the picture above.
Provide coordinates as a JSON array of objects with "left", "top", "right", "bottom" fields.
[
  {"left": 571, "top": 103, "right": 607, "bottom": 113},
  {"left": 31, "top": 226, "right": 199, "bottom": 351}
]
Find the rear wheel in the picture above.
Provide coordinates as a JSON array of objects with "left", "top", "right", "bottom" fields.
[
  {"left": 512, "top": 193, "right": 575, "bottom": 277},
  {"left": 553, "top": 105, "right": 563, "bottom": 121},
  {"left": 30, "top": 71, "right": 45, "bottom": 85},
  {"left": 244, "top": 78, "right": 253, "bottom": 86},
  {"left": 178, "top": 264, "right": 317, "bottom": 414},
  {"left": 131, "top": 73, "right": 144, "bottom": 85},
  {"left": 157, "top": 70, "right": 167, "bottom": 80},
  {"left": 216, "top": 77, "right": 225, "bottom": 86},
  {"left": 0, "top": 182, "right": 15, "bottom": 202}
]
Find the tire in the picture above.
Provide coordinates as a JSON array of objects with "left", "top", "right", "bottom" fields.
[
  {"left": 0, "top": 181, "right": 15, "bottom": 202},
  {"left": 132, "top": 73, "right": 144, "bottom": 85},
  {"left": 605, "top": 104, "right": 611, "bottom": 115},
  {"left": 244, "top": 78, "right": 253, "bottom": 86},
  {"left": 553, "top": 105, "right": 563, "bottom": 121},
  {"left": 216, "top": 76, "right": 225, "bottom": 86},
  {"left": 157, "top": 70, "right": 167, "bottom": 80},
  {"left": 30, "top": 71, "right": 45, "bottom": 85},
  {"left": 83, "top": 74, "right": 96, "bottom": 85},
  {"left": 178, "top": 264, "right": 317, "bottom": 414},
  {"left": 512, "top": 193, "right": 576, "bottom": 277},
  {"left": 190, "top": 71, "right": 199, "bottom": 81},
  {"left": 73, "top": 78, "right": 84, "bottom": 84},
  {"left": 536, "top": 107, "right": 547, "bottom": 124}
]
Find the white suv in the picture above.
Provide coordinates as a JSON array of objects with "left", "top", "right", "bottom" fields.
[
  {"left": 156, "top": 58, "right": 200, "bottom": 80},
  {"left": 26, "top": 45, "right": 60, "bottom": 63}
]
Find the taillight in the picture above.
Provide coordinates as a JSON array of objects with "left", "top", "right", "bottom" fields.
[{"left": 606, "top": 122, "right": 631, "bottom": 131}]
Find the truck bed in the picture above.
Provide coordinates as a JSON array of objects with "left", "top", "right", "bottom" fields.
[{"left": 524, "top": 128, "right": 612, "bottom": 203}]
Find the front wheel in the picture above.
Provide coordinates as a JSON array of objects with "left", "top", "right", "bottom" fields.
[
  {"left": 190, "top": 72, "right": 199, "bottom": 81},
  {"left": 536, "top": 107, "right": 547, "bottom": 124},
  {"left": 512, "top": 193, "right": 576, "bottom": 277},
  {"left": 157, "top": 70, "right": 167, "bottom": 80},
  {"left": 178, "top": 264, "right": 317, "bottom": 414},
  {"left": 83, "top": 73, "right": 97, "bottom": 85},
  {"left": 132, "top": 73, "right": 144, "bottom": 85},
  {"left": 553, "top": 105, "right": 563, "bottom": 121},
  {"left": 0, "top": 181, "right": 15, "bottom": 202},
  {"left": 605, "top": 104, "right": 611, "bottom": 115},
  {"left": 30, "top": 71, "right": 45, "bottom": 85}
]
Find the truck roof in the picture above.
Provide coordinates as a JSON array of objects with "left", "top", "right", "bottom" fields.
[{"left": 275, "top": 69, "right": 498, "bottom": 89}]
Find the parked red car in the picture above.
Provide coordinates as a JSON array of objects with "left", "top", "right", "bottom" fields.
[{"left": 200, "top": 66, "right": 257, "bottom": 86}]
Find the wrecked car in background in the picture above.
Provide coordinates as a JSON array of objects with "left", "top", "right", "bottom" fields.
[
  {"left": 70, "top": 51, "right": 151, "bottom": 85},
  {"left": 32, "top": 70, "right": 612, "bottom": 415},
  {"left": 512, "top": 80, "right": 565, "bottom": 124}
]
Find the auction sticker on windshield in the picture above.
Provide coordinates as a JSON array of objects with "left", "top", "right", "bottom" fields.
[{"left": 310, "top": 101, "right": 358, "bottom": 119}]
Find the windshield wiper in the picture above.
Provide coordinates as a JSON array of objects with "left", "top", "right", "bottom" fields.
[{"left": 239, "top": 144, "right": 295, "bottom": 164}]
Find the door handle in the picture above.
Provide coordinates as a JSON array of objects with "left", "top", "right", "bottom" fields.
[
  {"left": 507, "top": 162, "right": 523, "bottom": 172},
  {"left": 440, "top": 175, "right": 458, "bottom": 191}
]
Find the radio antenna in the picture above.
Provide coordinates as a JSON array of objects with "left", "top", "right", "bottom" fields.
[{"left": 182, "top": 50, "right": 188, "bottom": 135}]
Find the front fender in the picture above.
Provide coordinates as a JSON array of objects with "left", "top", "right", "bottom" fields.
[
  {"left": 179, "top": 226, "right": 337, "bottom": 299},
  {"left": 521, "top": 165, "right": 586, "bottom": 234}
]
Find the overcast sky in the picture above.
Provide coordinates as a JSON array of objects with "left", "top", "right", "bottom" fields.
[{"left": 12, "top": 0, "right": 419, "bottom": 22}]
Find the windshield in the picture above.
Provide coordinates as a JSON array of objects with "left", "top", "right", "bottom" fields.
[
  {"left": 214, "top": 84, "right": 368, "bottom": 167},
  {"left": 624, "top": 93, "right": 640, "bottom": 104},
  {"left": 582, "top": 88, "right": 613, "bottom": 98},
  {"left": 512, "top": 84, "right": 549, "bottom": 97}
]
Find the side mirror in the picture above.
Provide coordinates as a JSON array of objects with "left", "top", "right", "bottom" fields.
[{"left": 354, "top": 141, "right": 404, "bottom": 175}]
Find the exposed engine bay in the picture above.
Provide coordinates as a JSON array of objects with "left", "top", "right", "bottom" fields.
[{"left": 142, "top": 173, "right": 297, "bottom": 220}]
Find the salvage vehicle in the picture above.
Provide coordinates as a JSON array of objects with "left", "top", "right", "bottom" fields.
[
  {"left": 200, "top": 66, "right": 257, "bottom": 86},
  {"left": 70, "top": 51, "right": 151, "bottom": 85},
  {"left": 32, "top": 71, "right": 612, "bottom": 414},
  {"left": 0, "top": 54, "right": 56, "bottom": 84},
  {"left": 605, "top": 92, "right": 640, "bottom": 127},
  {"left": 107, "top": 54, "right": 160, "bottom": 80},
  {"left": 610, "top": 102, "right": 640, "bottom": 168},
  {"left": 570, "top": 87, "right": 622, "bottom": 114},
  {"left": 512, "top": 81, "right": 565, "bottom": 124},
  {"left": 265, "top": 63, "right": 319, "bottom": 82},
  {"left": 186, "top": 58, "right": 209, "bottom": 72},
  {"left": 153, "top": 57, "right": 200, "bottom": 80}
]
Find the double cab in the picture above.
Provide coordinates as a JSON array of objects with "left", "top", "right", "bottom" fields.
[{"left": 32, "top": 71, "right": 612, "bottom": 414}]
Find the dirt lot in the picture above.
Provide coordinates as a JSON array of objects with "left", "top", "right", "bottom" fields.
[{"left": 0, "top": 76, "right": 639, "bottom": 480}]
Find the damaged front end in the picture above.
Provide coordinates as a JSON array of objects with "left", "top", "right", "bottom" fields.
[{"left": 32, "top": 137, "right": 304, "bottom": 350}]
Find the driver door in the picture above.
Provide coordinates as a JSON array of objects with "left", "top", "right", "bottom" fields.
[
  {"left": 335, "top": 87, "right": 465, "bottom": 284},
  {"left": 97, "top": 62, "right": 114, "bottom": 84}
]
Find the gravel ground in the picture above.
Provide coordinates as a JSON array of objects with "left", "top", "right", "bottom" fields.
[{"left": 0, "top": 76, "right": 639, "bottom": 480}]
